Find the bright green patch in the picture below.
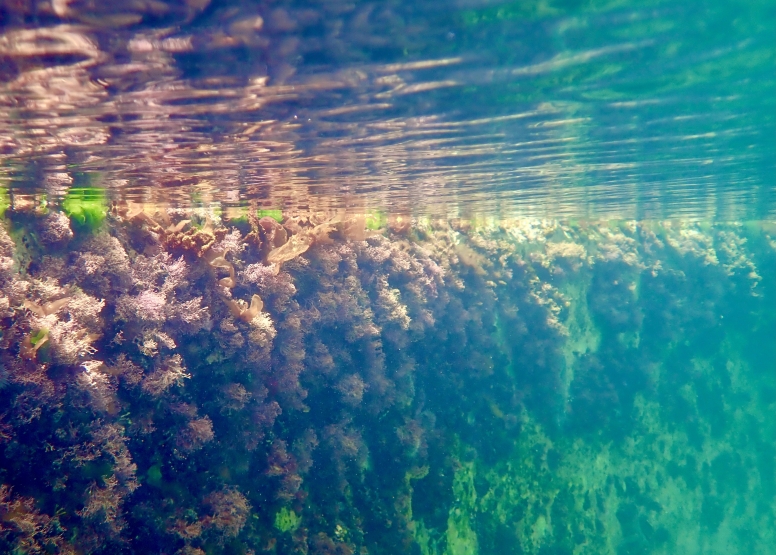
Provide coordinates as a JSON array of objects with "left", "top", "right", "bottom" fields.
[
  {"left": 30, "top": 328, "right": 49, "bottom": 346},
  {"left": 0, "top": 187, "right": 8, "bottom": 218},
  {"left": 445, "top": 462, "right": 479, "bottom": 555},
  {"left": 274, "top": 507, "right": 301, "bottom": 533},
  {"left": 146, "top": 465, "right": 163, "bottom": 487},
  {"left": 62, "top": 187, "right": 107, "bottom": 230},
  {"left": 366, "top": 211, "right": 387, "bottom": 230},
  {"left": 257, "top": 209, "right": 283, "bottom": 222}
]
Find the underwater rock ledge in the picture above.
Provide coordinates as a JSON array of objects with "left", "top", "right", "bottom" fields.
[{"left": 0, "top": 208, "right": 774, "bottom": 555}]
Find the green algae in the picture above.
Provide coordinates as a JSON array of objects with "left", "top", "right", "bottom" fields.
[
  {"left": 274, "top": 507, "right": 301, "bottom": 533},
  {"left": 413, "top": 373, "right": 774, "bottom": 554},
  {"left": 445, "top": 462, "right": 479, "bottom": 555},
  {"left": 407, "top": 241, "right": 775, "bottom": 554},
  {"left": 414, "top": 460, "right": 478, "bottom": 555},
  {"left": 257, "top": 209, "right": 283, "bottom": 222},
  {"left": 365, "top": 211, "right": 387, "bottom": 230},
  {"left": 0, "top": 187, "right": 8, "bottom": 219},
  {"left": 145, "top": 465, "right": 163, "bottom": 488},
  {"left": 29, "top": 328, "right": 49, "bottom": 346},
  {"left": 61, "top": 187, "right": 107, "bottom": 230}
]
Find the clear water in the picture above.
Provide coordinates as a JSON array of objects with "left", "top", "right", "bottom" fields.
[{"left": 0, "top": 1, "right": 773, "bottom": 554}]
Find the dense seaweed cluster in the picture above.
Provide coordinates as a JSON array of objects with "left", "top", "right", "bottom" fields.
[{"left": 0, "top": 206, "right": 773, "bottom": 555}]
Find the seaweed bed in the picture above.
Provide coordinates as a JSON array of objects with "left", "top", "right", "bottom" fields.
[{"left": 0, "top": 204, "right": 773, "bottom": 555}]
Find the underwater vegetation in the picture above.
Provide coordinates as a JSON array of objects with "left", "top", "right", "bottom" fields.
[
  {"left": 0, "top": 202, "right": 773, "bottom": 555},
  {"left": 61, "top": 188, "right": 108, "bottom": 232},
  {"left": 0, "top": 188, "right": 8, "bottom": 219}
]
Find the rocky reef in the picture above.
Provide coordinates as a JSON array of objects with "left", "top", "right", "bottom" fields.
[{"left": 0, "top": 204, "right": 773, "bottom": 555}]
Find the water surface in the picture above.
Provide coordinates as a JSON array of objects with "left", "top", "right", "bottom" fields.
[{"left": 1, "top": 0, "right": 773, "bottom": 217}]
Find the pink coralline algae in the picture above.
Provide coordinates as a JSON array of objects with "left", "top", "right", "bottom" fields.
[
  {"left": 0, "top": 485, "right": 72, "bottom": 554},
  {"left": 266, "top": 440, "right": 303, "bottom": 501},
  {"left": 203, "top": 487, "right": 251, "bottom": 538},
  {"left": 117, "top": 290, "right": 167, "bottom": 323},
  {"left": 176, "top": 416, "right": 215, "bottom": 453},
  {"left": 39, "top": 212, "right": 74, "bottom": 245},
  {"left": 335, "top": 373, "right": 368, "bottom": 406},
  {"left": 141, "top": 354, "right": 190, "bottom": 396}
]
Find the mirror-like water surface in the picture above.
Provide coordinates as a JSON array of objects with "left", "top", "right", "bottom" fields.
[{"left": 1, "top": 0, "right": 774, "bottom": 217}]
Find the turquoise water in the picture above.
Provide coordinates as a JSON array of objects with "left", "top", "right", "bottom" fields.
[{"left": 0, "top": 1, "right": 774, "bottom": 554}]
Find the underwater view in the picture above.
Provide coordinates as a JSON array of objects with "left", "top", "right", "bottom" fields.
[{"left": 0, "top": 1, "right": 774, "bottom": 554}]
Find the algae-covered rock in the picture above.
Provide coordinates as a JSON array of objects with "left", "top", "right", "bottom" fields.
[{"left": 0, "top": 215, "right": 772, "bottom": 555}]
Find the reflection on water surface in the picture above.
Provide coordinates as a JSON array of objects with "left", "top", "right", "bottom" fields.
[{"left": 0, "top": 0, "right": 774, "bottom": 217}]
